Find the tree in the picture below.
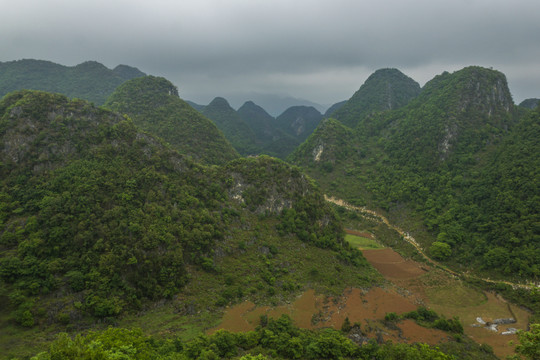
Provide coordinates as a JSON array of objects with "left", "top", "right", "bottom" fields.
[
  {"left": 429, "top": 242, "right": 452, "bottom": 260},
  {"left": 509, "top": 324, "right": 540, "bottom": 360}
]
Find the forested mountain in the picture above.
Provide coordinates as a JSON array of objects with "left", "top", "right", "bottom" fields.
[
  {"left": 197, "top": 99, "right": 321, "bottom": 159},
  {"left": 519, "top": 98, "right": 539, "bottom": 109},
  {"left": 275, "top": 105, "right": 323, "bottom": 142},
  {"left": 290, "top": 66, "right": 539, "bottom": 279},
  {"left": 0, "top": 59, "right": 145, "bottom": 104},
  {"left": 105, "top": 76, "right": 239, "bottom": 165},
  {"left": 331, "top": 68, "right": 421, "bottom": 128},
  {"left": 0, "top": 90, "right": 370, "bottom": 334},
  {"left": 237, "top": 100, "right": 277, "bottom": 144},
  {"left": 324, "top": 100, "right": 347, "bottom": 117},
  {"left": 201, "top": 97, "right": 260, "bottom": 155}
]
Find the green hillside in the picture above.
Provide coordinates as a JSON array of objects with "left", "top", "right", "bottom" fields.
[
  {"left": 201, "top": 97, "right": 261, "bottom": 155},
  {"left": 0, "top": 59, "right": 145, "bottom": 104},
  {"left": 0, "top": 90, "right": 380, "bottom": 357},
  {"left": 331, "top": 68, "right": 421, "bottom": 129},
  {"left": 290, "top": 66, "right": 539, "bottom": 280},
  {"left": 105, "top": 76, "right": 239, "bottom": 165},
  {"left": 275, "top": 106, "right": 323, "bottom": 142}
]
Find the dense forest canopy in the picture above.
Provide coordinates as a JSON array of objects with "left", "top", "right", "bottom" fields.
[
  {"left": 0, "top": 90, "right": 366, "bottom": 330},
  {"left": 0, "top": 59, "right": 145, "bottom": 104},
  {"left": 105, "top": 76, "right": 239, "bottom": 165},
  {"left": 290, "top": 66, "right": 539, "bottom": 279}
]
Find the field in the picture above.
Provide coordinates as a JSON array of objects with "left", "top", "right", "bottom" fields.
[
  {"left": 345, "top": 233, "right": 385, "bottom": 250},
  {"left": 212, "top": 229, "right": 531, "bottom": 359}
]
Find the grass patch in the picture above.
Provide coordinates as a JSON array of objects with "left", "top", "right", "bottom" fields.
[
  {"left": 345, "top": 234, "right": 385, "bottom": 250},
  {"left": 426, "top": 283, "right": 487, "bottom": 308}
]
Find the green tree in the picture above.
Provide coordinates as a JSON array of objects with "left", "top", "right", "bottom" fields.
[
  {"left": 430, "top": 242, "right": 452, "bottom": 260},
  {"left": 509, "top": 324, "right": 540, "bottom": 360}
]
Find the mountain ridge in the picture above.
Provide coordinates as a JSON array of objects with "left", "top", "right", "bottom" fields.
[{"left": 0, "top": 59, "right": 145, "bottom": 104}]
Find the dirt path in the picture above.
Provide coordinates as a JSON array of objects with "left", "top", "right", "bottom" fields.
[{"left": 325, "top": 195, "right": 538, "bottom": 291}]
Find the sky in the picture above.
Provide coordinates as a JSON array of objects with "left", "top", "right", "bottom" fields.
[{"left": 1, "top": 0, "right": 539, "bottom": 112}]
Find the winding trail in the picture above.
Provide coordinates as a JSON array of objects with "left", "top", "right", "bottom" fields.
[{"left": 325, "top": 195, "right": 538, "bottom": 291}]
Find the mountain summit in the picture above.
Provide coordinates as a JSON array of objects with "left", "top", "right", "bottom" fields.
[
  {"left": 0, "top": 59, "right": 145, "bottom": 104},
  {"left": 331, "top": 68, "right": 421, "bottom": 128},
  {"left": 105, "top": 76, "right": 238, "bottom": 165}
]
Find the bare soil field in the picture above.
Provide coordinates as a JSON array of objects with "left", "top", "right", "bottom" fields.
[{"left": 210, "top": 237, "right": 530, "bottom": 358}]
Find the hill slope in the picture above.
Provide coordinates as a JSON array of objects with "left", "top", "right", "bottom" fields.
[
  {"left": 0, "top": 59, "right": 145, "bottom": 104},
  {"left": 105, "top": 76, "right": 239, "bottom": 165},
  {"left": 290, "top": 66, "right": 539, "bottom": 279},
  {"left": 201, "top": 97, "right": 260, "bottom": 155},
  {"left": 331, "top": 68, "right": 421, "bottom": 128},
  {"left": 0, "top": 90, "right": 373, "bottom": 337}
]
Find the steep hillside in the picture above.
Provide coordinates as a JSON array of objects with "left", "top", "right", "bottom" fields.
[
  {"left": 105, "top": 76, "right": 239, "bottom": 165},
  {"left": 0, "top": 90, "right": 374, "bottom": 351},
  {"left": 201, "top": 97, "right": 260, "bottom": 155},
  {"left": 275, "top": 105, "right": 323, "bottom": 142},
  {"left": 324, "top": 100, "right": 347, "bottom": 117},
  {"left": 519, "top": 98, "right": 539, "bottom": 109},
  {"left": 288, "top": 118, "right": 356, "bottom": 169},
  {"left": 290, "top": 66, "right": 539, "bottom": 279},
  {"left": 331, "top": 68, "right": 421, "bottom": 128},
  {"left": 0, "top": 59, "right": 145, "bottom": 104},
  {"left": 237, "top": 100, "right": 277, "bottom": 144}
]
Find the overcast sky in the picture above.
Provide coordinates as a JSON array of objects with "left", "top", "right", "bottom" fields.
[{"left": 1, "top": 0, "right": 539, "bottom": 109}]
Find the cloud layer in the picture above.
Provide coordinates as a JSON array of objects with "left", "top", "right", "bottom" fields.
[{"left": 1, "top": 0, "right": 539, "bottom": 106}]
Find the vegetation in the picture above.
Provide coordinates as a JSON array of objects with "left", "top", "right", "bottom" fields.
[
  {"left": 30, "top": 315, "right": 496, "bottom": 359},
  {"left": 330, "top": 68, "right": 421, "bottom": 128},
  {"left": 290, "top": 66, "right": 539, "bottom": 281},
  {"left": 0, "top": 59, "right": 145, "bottom": 104},
  {"left": 345, "top": 234, "right": 384, "bottom": 250},
  {"left": 201, "top": 97, "right": 261, "bottom": 155},
  {"left": 0, "top": 90, "right": 382, "bottom": 357},
  {"left": 105, "top": 76, "right": 239, "bottom": 165}
]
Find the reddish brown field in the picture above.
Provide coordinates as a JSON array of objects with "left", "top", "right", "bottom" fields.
[
  {"left": 362, "top": 248, "right": 427, "bottom": 279},
  {"left": 210, "top": 245, "right": 528, "bottom": 358},
  {"left": 345, "top": 229, "right": 374, "bottom": 239}
]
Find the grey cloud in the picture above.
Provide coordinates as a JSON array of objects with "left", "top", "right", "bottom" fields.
[{"left": 1, "top": 0, "right": 539, "bottom": 104}]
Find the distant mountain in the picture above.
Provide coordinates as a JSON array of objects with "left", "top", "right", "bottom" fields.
[
  {"left": 227, "top": 93, "right": 326, "bottom": 116},
  {"left": 201, "top": 97, "right": 260, "bottom": 155},
  {"left": 324, "top": 100, "right": 347, "bottom": 117},
  {"left": 331, "top": 68, "right": 421, "bottom": 128},
  {"left": 275, "top": 106, "right": 323, "bottom": 143},
  {"left": 105, "top": 76, "right": 239, "bottom": 165},
  {"left": 0, "top": 59, "right": 145, "bottom": 104},
  {"left": 290, "top": 66, "right": 539, "bottom": 279},
  {"left": 519, "top": 98, "right": 539, "bottom": 109},
  {"left": 237, "top": 100, "right": 276, "bottom": 143},
  {"left": 186, "top": 100, "right": 205, "bottom": 111}
]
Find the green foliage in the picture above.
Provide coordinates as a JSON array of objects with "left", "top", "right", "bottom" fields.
[
  {"left": 0, "top": 59, "right": 145, "bottom": 105},
  {"left": 429, "top": 242, "right": 452, "bottom": 260},
  {"left": 1, "top": 91, "right": 371, "bottom": 331},
  {"left": 331, "top": 68, "right": 421, "bottom": 128},
  {"left": 508, "top": 323, "right": 540, "bottom": 360},
  {"left": 32, "top": 316, "right": 478, "bottom": 360},
  {"left": 291, "top": 66, "right": 539, "bottom": 280},
  {"left": 105, "top": 76, "right": 239, "bottom": 165},
  {"left": 201, "top": 97, "right": 261, "bottom": 156}
]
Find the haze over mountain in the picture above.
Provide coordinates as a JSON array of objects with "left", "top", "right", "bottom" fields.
[
  {"left": 519, "top": 98, "right": 539, "bottom": 109},
  {"left": 201, "top": 97, "right": 260, "bottom": 155}
]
